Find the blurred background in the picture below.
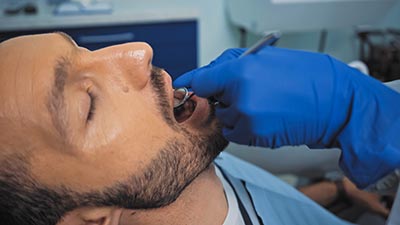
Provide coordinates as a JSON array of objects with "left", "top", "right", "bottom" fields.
[{"left": 1, "top": 0, "right": 399, "bottom": 181}]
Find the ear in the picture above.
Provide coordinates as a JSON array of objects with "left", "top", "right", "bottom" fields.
[
  {"left": 79, "top": 207, "right": 123, "bottom": 225},
  {"left": 57, "top": 207, "right": 123, "bottom": 225}
]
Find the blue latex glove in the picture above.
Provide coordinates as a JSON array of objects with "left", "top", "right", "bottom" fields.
[{"left": 173, "top": 47, "right": 400, "bottom": 188}]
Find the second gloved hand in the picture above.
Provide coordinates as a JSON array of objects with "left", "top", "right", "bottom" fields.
[{"left": 174, "top": 47, "right": 400, "bottom": 188}]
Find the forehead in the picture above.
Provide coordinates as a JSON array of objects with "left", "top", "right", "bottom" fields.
[
  {"left": 0, "top": 33, "right": 73, "bottom": 85},
  {"left": 0, "top": 33, "right": 74, "bottom": 74},
  {"left": 1, "top": 33, "right": 73, "bottom": 62},
  {"left": 0, "top": 33, "right": 73, "bottom": 102},
  {"left": 0, "top": 34, "right": 74, "bottom": 141}
]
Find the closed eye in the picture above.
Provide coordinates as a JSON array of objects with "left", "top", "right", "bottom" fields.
[{"left": 87, "top": 92, "right": 97, "bottom": 121}]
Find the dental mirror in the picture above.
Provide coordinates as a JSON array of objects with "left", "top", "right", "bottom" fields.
[{"left": 173, "top": 87, "right": 192, "bottom": 109}]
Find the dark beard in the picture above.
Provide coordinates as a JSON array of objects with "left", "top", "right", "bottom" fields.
[
  {"left": 0, "top": 68, "right": 228, "bottom": 225},
  {"left": 108, "top": 132, "right": 228, "bottom": 209},
  {"left": 1, "top": 131, "right": 227, "bottom": 225},
  {"left": 90, "top": 67, "right": 228, "bottom": 208},
  {"left": 140, "top": 66, "right": 228, "bottom": 207}
]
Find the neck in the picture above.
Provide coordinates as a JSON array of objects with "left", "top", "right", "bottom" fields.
[{"left": 120, "top": 164, "right": 227, "bottom": 225}]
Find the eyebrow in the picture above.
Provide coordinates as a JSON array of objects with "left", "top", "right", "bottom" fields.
[{"left": 47, "top": 56, "right": 71, "bottom": 138}]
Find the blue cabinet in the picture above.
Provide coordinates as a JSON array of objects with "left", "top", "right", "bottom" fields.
[{"left": 0, "top": 20, "right": 198, "bottom": 79}]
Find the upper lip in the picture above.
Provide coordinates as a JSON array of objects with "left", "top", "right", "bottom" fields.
[
  {"left": 158, "top": 69, "right": 199, "bottom": 122},
  {"left": 157, "top": 69, "right": 175, "bottom": 108}
]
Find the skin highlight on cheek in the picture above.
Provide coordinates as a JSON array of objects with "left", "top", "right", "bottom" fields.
[{"left": 83, "top": 123, "right": 123, "bottom": 150}]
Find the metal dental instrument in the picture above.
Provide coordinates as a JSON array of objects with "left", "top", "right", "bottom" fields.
[
  {"left": 173, "top": 87, "right": 194, "bottom": 111},
  {"left": 239, "top": 31, "right": 281, "bottom": 58},
  {"left": 208, "top": 31, "right": 282, "bottom": 106}
]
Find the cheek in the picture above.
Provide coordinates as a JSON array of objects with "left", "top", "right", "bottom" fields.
[
  {"left": 121, "top": 102, "right": 176, "bottom": 144},
  {"left": 84, "top": 90, "right": 176, "bottom": 150},
  {"left": 30, "top": 142, "right": 164, "bottom": 192},
  {"left": 66, "top": 91, "right": 90, "bottom": 126}
]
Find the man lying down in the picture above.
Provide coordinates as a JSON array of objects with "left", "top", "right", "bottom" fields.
[{"left": 0, "top": 33, "right": 374, "bottom": 225}]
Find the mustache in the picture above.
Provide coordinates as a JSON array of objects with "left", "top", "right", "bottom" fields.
[{"left": 150, "top": 67, "right": 177, "bottom": 129}]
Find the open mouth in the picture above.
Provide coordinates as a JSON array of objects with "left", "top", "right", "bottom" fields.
[{"left": 173, "top": 91, "right": 197, "bottom": 123}]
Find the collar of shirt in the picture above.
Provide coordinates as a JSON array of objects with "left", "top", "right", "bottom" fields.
[{"left": 215, "top": 166, "right": 246, "bottom": 225}]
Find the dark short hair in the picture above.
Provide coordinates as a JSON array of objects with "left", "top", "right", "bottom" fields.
[{"left": 0, "top": 155, "right": 74, "bottom": 225}]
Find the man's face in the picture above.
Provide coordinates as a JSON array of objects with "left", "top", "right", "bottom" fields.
[{"left": 0, "top": 33, "right": 227, "bottom": 222}]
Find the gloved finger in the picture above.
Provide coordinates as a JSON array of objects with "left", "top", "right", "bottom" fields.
[
  {"left": 212, "top": 48, "right": 246, "bottom": 64},
  {"left": 173, "top": 48, "right": 245, "bottom": 88},
  {"left": 215, "top": 106, "right": 240, "bottom": 129},
  {"left": 222, "top": 118, "right": 252, "bottom": 145},
  {"left": 173, "top": 64, "right": 217, "bottom": 88},
  {"left": 173, "top": 69, "right": 196, "bottom": 88},
  {"left": 213, "top": 84, "right": 240, "bottom": 107},
  {"left": 189, "top": 60, "right": 240, "bottom": 98},
  {"left": 204, "top": 48, "right": 246, "bottom": 69}
]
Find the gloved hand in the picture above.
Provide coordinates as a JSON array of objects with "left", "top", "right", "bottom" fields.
[{"left": 173, "top": 47, "right": 400, "bottom": 188}]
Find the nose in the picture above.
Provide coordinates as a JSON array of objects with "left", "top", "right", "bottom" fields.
[{"left": 93, "top": 42, "right": 154, "bottom": 90}]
